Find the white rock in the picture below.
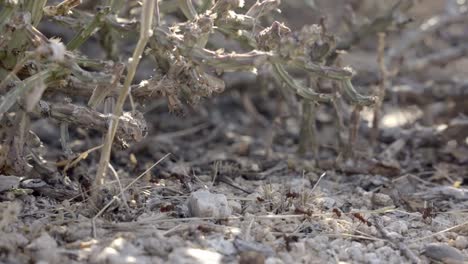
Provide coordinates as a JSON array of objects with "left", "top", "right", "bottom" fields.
[
  {"left": 92, "top": 237, "right": 146, "bottom": 264},
  {"left": 206, "top": 236, "right": 236, "bottom": 255},
  {"left": 27, "top": 232, "right": 59, "bottom": 263},
  {"left": 454, "top": 236, "right": 468, "bottom": 249},
  {"left": 188, "top": 190, "right": 232, "bottom": 218},
  {"left": 315, "top": 197, "right": 336, "bottom": 209},
  {"left": 0, "top": 175, "right": 20, "bottom": 192},
  {"left": 168, "top": 248, "right": 222, "bottom": 264},
  {"left": 424, "top": 243, "right": 468, "bottom": 264},
  {"left": 388, "top": 221, "right": 408, "bottom": 234},
  {"left": 265, "top": 257, "right": 285, "bottom": 264},
  {"left": 386, "top": 231, "right": 403, "bottom": 241},
  {"left": 347, "top": 245, "right": 363, "bottom": 262},
  {"left": 371, "top": 193, "right": 394, "bottom": 207},
  {"left": 228, "top": 200, "right": 242, "bottom": 214},
  {"left": 364, "top": 252, "right": 380, "bottom": 264}
]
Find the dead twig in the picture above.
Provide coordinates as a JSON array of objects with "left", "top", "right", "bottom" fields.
[
  {"left": 94, "top": 0, "right": 157, "bottom": 193},
  {"left": 92, "top": 153, "right": 170, "bottom": 238}
]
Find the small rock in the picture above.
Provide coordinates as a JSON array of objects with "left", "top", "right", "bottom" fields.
[
  {"left": 386, "top": 231, "right": 403, "bottom": 241},
  {"left": 424, "top": 243, "right": 468, "bottom": 264},
  {"left": 347, "top": 245, "right": 364, "bottom": 262},
  {"left": 188, "top": 190, "right": 231, "bottom": 218},
  {"left": 265, "top": 257, "right": 285, "bottom": 264},
  {"left": 364, "top": 252, "right": 380, "bottom": 264},
  {"left": 92, "top": 237, "right": 146, "bottom": 264},
  {"left": 207, "top": 236, "right": 236, "bottom": 255},
  {"left": 142, "top": 237, "right": 172, "bottom": 257},
  {"left": 387, "top": 221, "right": 408, "bottom": 234},
  {"left": 239, "top": 251, "right": 266, "bottom": 264},
  {"left": 371, "top": 193, "right": 394, "bottom": 207},
  {"left": 168, "top": 248, "right": 222, "bottom": 264},
  {"left": 316, "top": 197, "right": 336, "bottom": 209},
  {"left": 27, "top": 232, "right": 59, "bottom": 263},
  {"left": 454, "top": 236, "right": 468, "bottom": 249},
  {"left": 234, "top": 238, "right": 275, "bottom": 257},
  {"left": 0, "top": 175, "right": 20, "bottom": 193},
  {"left": 228, "top": 200, "right": 242, "bottom": 214}
]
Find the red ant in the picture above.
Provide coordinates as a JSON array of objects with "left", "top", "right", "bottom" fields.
[
  {"left": 160, "top": 204, "right": 175, "bottom": 212},
  {"left": 294, "top": 207, "right": 313, "bottom": 216},
  {"left": 420, "top": 201, "right": 434, "bottom": 224},
  {"left": 286, "top": 192, "right": 299, "bottom": 199},
  {"left": 332, "top": 208, "right": 342, "bottom": 218},
  {"left": 353, "top": 213, "right": 372, "bottom": 227}
]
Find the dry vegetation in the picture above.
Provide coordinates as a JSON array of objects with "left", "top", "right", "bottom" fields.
[{"left": 0, "top": 0, "right": 468, "bottom": 263}]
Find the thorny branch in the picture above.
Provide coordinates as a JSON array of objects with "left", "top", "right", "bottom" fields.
[{"left": 0, "top": 0, "right": 423, "bottom": 204}]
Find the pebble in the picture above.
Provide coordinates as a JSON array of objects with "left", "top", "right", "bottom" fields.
[
  {"left": 0, "top": 175, "right": 20, "bottom": 193},
  {"left": 371, "top": 193, "right": 394, "bottom": 207},
  {"left": 187, "top": 190, "right": 232, "bottom": 218},
  {"left": 91, "top": 236, "right": 154, "bottom": 264},
  {"left": 423, "top": 243, "right": 468, "bottom": 264},
  {"left": 316, "top": 197, "right": 336, "bottom": 209},
  {"left": 228, "top": 200, "right": 242, "bottom": 214},
  {"left": 454, "top": 236, "right": 468, "bottom": 249},
  {"left": 239, "top": 251, "right": 266, "bottom": 264},
  {"left": 265, "top": 257, "right": 284, "bottom": 264},
  {"left": 168, "top": 248, "right": 223, "bottom": 264},
  {"left": 26, "top": 232, "right": 59, "bottom": 263},
  {"left": 364, "top": 252, "right": 380, "bottom": 264},
  {"left": 387, "top": 221, "right": 408, "bottom": 234}
]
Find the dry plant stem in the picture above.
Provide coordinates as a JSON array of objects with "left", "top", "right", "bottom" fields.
[
  {"left": 94, "top": 0, "right": 156, "bottom": 192},
  {"left": 11, "top": 111, "right": 30, "bottom": 174},
  {"left": 44, "top": 0, "right": 81, "bottom": 17},
  {"left": 88, "top": 63, "right": 124, "bottom": 108},
  {"left": 408, "top": 221, "right": 468, "bottom": 243},
  {"left": 372, "top": 33, "right": 398, "bottom": 147},
  {"left": 272, "top": 63, "right": 333, "bottom": 103},
  {"left": 332, "top": 97, "right": 345, "bottom": 150},
  {"left": 92, "top": 153, "right": 170, "bottom": 238},
  {"left": 371, "top": 33, "right": 387, "bottom": 147},
  {"left": 310, "top": 172, "right": 326, "bottom": 194},
  {"left": 62, "top": 144, "right": 103, "bottom": 173},
  {"left": 298, "top": 101, "right": 318, "bottom": 157},
  {"left": 0, "top": 53, "right": 33, "bottom": 93},
  {"left": 108, "top": 163, "right": 129, "bottom": 210},
  {"left": 66, "top": 6, "right": 110, "bottom": 50},
  {"left": 27, "top": 0, "right": 47, "bottom": 26},
  {"left": 346, "top": 105, "right": 363, "bottom": 159},
  {"left": 178, "top": 0, "right": 198, "bottom": 20},
  {"left": 241, "top": 91, "right": 269, "bottom": 127},
  {"left": 36, "top": 100, "right": 145, "bottom": 142},
  {"left": 60, "top": 122, "right": 73, "bottom": 157},
  {"left": 0, "top": 3, "right": 17, "bottom": 30},
  {"left": 0, "top": 68, "right": 55, "bottom": 119}
]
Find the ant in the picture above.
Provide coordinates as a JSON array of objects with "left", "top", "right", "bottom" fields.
[
  {"left": 294, "top": 207, "right": 313, "bottom": 216},
  {"left": 420, "top": 201, "right": 434, "bottom": 224},
  {"left": 352, "top": 212, "right": 372, "bottom": 227},
  {"left": 286, "top": 191, "right": 299, "bottom": 199},
  {"left": 160, "top": 204, "right": 175, "bottom": 212},
  {"left": 332, "top": 208, "right": 342, "bottom": 218}
]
